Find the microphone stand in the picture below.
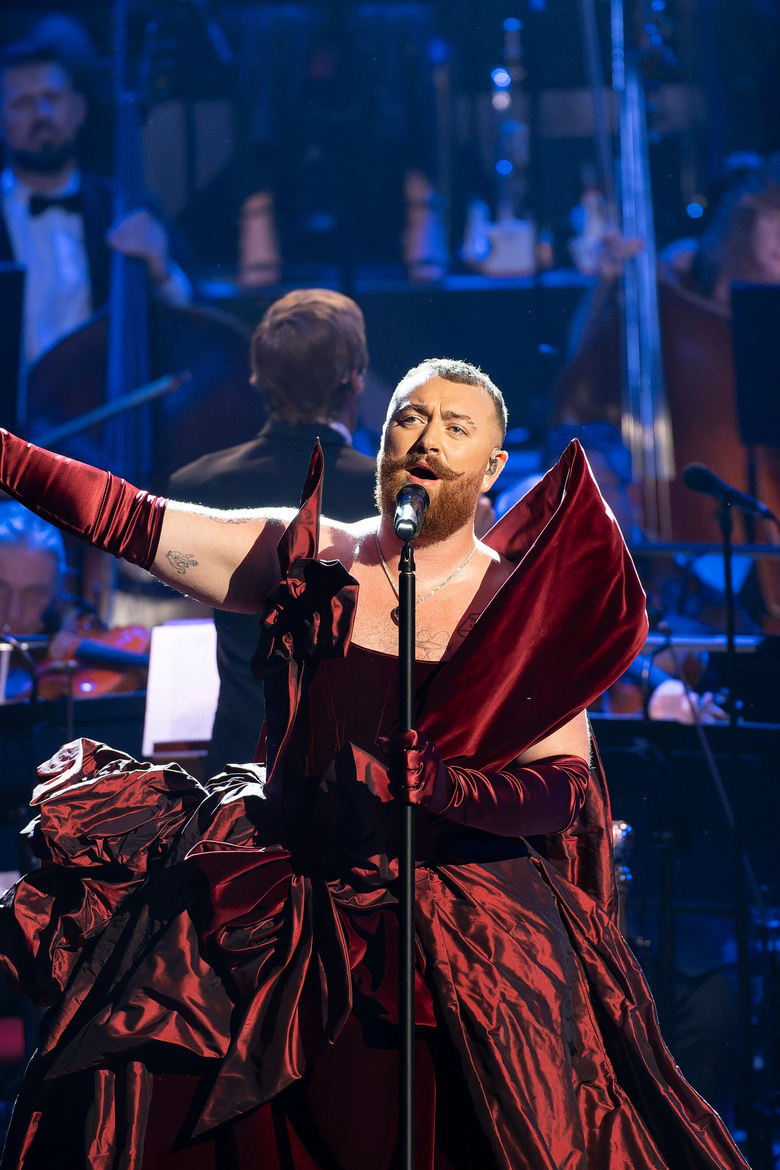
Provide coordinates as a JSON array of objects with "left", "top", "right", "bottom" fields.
[
  {"left": 716, "top": 499, "right": 739, "bottom": 728},
  {"left": 669, "top": 480, "right": 775, "bottom": 1161},
  {"left": 397, "top": 539, "right": 416, "bottom": 1170},
  {"left": 661, "top": 633, "right": 773, "bottom": 1167},
  {"left": 717, "top": 498, "right": 774, "bottom": 1163}
]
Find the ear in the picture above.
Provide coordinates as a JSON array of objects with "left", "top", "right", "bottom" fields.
[
  {"left": 481, "top": 448, "right": 508, "bottom": 491},
  {"left": 347, "top": 368, "right": 366, "bottom": 399}
]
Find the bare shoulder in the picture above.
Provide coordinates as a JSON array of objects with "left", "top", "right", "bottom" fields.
[
  {"left": 482, "top": 543, "right": 514, "bottom": 579},
  {"left": 319, "top": 515, "right": 377, "bottom": 569}
]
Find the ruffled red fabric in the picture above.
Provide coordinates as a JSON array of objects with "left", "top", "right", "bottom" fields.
[
  {"left": 0, "top": 441, "right": 750, "bottom": 1170},
  {"left": 251, "top": 442, "right": 359, "bottom": 790}
]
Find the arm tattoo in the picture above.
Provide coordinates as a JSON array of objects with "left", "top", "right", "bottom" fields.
[{"left": 165, "top": 549, "right": 199, "bottom": 576}]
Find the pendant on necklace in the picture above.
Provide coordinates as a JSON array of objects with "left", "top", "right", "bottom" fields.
[{"left": 391, "top": 606, "right": 400, "bottom": 625}]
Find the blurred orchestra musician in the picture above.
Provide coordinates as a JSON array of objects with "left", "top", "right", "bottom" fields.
[
  {"left": 0, "top": 500, "right": 64, "bottom": 641},
  {"left": 555, "top": 164, "right": 780, "bottom": 630},
  {"left": 0, "top": 500, "right": 149, "bottom": 702},
  {"left": 0, "top": 16, "right": 191, "bottom": 369}
]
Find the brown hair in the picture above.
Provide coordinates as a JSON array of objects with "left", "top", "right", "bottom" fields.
[
  {"left": 251, "top": 288, "right": 369, "bottom": 424},
  {"left": 0, "top": 18, "right": 98, "bottom": 94}
]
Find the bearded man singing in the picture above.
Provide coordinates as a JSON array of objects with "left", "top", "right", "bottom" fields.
[{"left": 0, "top": 358, "right": 750, "bottom": 1169}]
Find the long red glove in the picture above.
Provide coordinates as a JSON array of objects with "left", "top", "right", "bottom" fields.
[
  {"left": 394, "top": 728, "right": 590, "bottom": 838},
  {"left": 0, "top": 430, "right": 166, "bottom": 569}
]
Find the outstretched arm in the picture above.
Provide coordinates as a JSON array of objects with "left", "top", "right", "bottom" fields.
[
  {"left": 152, "top": 500, "right": 293, "bottom": 610},
  {"left": 0, "top": 430, "right": 289, "bottom": 611}
]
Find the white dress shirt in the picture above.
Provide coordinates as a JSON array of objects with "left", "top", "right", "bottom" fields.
[
  {"left": 1, "top": 168, "right": 92, "bottom": 364},
  {"left": 1, "top": 167, "right": 192, "bottom": 367}
]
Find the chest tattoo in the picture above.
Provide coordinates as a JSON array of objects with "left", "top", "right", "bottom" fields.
[{"left": 455, "top": 611, "right": 480, "bottom": 640}]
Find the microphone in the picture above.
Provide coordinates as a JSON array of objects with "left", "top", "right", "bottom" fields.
[
  {"left": 682, "top": 463, "right": 778, "bottom": 522},
  {"left": 394, "top": 484, "right": 430, "bottom": 541}
]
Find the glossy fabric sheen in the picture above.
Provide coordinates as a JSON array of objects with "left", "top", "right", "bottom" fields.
[
  {"left": 0, "top": 429, "right": 166, "bottom": 568},
  {"left": 396, "top": 724, "right": 590, "bottom": 835},
  {"left": 0, "top": 441, "right": 750, "bottom": 1168}
]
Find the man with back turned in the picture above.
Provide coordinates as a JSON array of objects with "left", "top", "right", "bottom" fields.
[{"left": 169, "top": 287, "right": 377, "bottom": 773}]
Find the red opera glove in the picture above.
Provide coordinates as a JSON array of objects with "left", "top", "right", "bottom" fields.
[
  {"left": 393, "top": 728, "right": 590, "bottom": 838},
  {"left": 0, "top": 430, "right": 166, "bottom": 569}
]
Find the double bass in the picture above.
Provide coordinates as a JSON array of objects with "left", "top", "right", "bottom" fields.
[{"left": 570, "top": 0, "right": 748, "bottom": 545}]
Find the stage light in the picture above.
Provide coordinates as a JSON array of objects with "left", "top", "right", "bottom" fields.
[{"left": 491, "top": 67, "right": 512, "bottom": 89}]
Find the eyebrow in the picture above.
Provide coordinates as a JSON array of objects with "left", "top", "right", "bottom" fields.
[{"left": 393, "top": 401, "right": 477, "bottom": 427}]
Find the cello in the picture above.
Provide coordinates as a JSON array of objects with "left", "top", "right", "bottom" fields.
[{"left": 570, "top": 0, "right": 756, "bottom": 546}]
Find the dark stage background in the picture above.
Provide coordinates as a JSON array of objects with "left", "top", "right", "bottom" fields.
[{"left": 0, "top": 0, "right": 780, "bottom": 1160}]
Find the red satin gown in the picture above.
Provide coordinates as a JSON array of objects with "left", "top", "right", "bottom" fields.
[{"left": 0, "top": 440, "right": 750, "bottom": 1169}]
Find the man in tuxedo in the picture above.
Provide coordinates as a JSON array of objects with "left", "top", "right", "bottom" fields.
[
  {"left": 0, "top": 20, "right": 190, "bottom": 366},
  {"left": 169, "top": 287, "right": 378, "bottom": 773}
]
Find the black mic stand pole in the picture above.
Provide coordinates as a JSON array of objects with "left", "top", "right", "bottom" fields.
[
  {"left": 662, "top": 627, "right": 772, "bottom": 1166},
  {"left": 715, "top": 496, "right": 772, "bottom": 1165},
  {"left": 397, "top": 539, "right": 416, "bottom": 1170},
  {"left": 716, "top": 499, "right": 739, "bottom": 728}
]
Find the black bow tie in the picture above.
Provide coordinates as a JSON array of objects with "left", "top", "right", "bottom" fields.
[{"left": 28, "top": 191, "right": 82, "bottom": 217}]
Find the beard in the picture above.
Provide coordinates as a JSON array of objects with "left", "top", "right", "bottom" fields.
[
  {"left": 375, "top": 451, "right": 485, "bottom": 543},
  {"left": 11, "top": 138, "right": 78, "bottom": 174}
]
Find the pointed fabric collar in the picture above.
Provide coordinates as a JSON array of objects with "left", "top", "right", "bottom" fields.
[{"left": 417, "top": 439, "right": 648, "bottom": 770}]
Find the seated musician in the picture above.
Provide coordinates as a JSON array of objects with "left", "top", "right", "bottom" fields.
[
  {"left": 0, "top": 17, "right": 191, "bottom": 369},
  {"left": 0, "top": 500, "right": 149, "bottom": 699}
]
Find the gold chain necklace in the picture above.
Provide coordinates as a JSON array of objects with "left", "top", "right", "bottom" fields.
[{"left": 374, "top": 531, "right": 478, "bottom": 625}]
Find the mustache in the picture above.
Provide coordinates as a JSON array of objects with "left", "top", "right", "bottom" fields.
[{"left": 382, "top": 452, "right": 462, "bottom": 481}]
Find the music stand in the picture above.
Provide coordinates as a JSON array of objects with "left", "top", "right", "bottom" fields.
[
  {"left": 731, "top": 281, "right": 780, "bottom": 452},
  {"left": 142, "top": 618, "right": 220, "bottom": 775}
]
